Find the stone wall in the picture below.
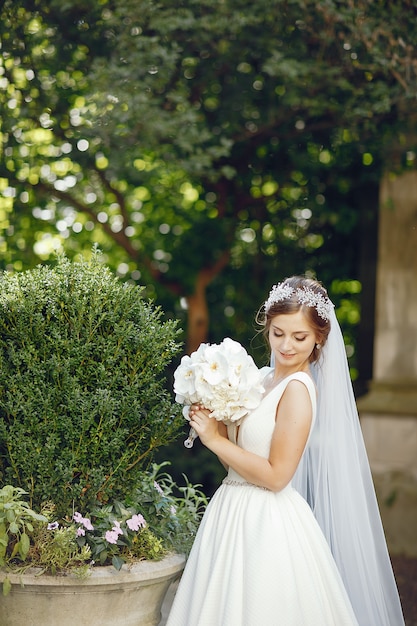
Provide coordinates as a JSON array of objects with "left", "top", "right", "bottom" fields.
[{"left": 357, "top": 170, "right": 417, "bottom": 557}]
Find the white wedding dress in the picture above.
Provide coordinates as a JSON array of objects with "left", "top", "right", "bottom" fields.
[{"left": 167, "top": 372, "right": 358, "bottom": 626}]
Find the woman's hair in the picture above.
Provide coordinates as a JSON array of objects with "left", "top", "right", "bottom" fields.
[{"left": 257, "top": 276, "right": 332, "bottom": 364}]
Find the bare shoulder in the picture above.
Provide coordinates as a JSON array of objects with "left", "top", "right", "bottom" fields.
[
  {"left": 283, "top": 376, "right": 313, "bottom": 398},
  {"left": 276, "top": 378, "right": 313, "bottom": 422}
]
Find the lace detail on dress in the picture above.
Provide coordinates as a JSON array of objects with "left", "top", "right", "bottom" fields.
[{"left": 222, "top": 477, "right": 270, "bottom": 491}]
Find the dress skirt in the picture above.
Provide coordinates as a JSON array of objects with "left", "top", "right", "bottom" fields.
[{"left": 167, "top": 479, "right": 358, "bottom": 626}]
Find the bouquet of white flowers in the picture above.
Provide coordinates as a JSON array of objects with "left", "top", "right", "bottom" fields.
[{"left": 173, "top": 337, "right": 265, "bottom": 448}]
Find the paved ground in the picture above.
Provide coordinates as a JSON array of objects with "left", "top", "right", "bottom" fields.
[
  {"left": 159, "top": 555, "right": 417, "bottom": 625},
  {"left": 391, "top": 554, "right": 417, "bottom": 626}
]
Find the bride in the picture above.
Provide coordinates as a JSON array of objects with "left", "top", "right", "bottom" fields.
[{"left": 167, "top": 276, "right": 404, "bottom": 626}]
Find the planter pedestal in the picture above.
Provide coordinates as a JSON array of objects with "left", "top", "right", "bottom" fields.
[{"left": 0, "top": 553, "right": 184, "bottom": 626}]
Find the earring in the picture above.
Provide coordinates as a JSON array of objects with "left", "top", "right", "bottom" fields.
[{"left": 316, "top": 344, "right": 321, "bottom": 349}]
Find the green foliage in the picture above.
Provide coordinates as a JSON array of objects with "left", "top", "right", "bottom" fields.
[
  {"left": 127, "top": 462, "right": 208, "bottom": 557},
  {"left": 0, "top": 464, "right": 207, "bottom": 593},
  {"left": 71, "top": 463, "right": 207, "bottom": 568},
  {"left": 0, "top": 485, "right": 48, "bottom": 595},
  {"left": 1, "top": 0, "right": 415, "bottom": 378},
  {"left": 0, "top": 252, "right": 184, "bottom": 516},
  {"left": 71, "top": 498, "right": 167, "bottom": 569},
  {"left": 1, "top": 0, "right": 416, "bottom": 281},
  {"left": 30, "top": 524, "right": 91, "bottom": 577},
  {"left": 0, "top": 485, "right": 47, "bottom": 566}
]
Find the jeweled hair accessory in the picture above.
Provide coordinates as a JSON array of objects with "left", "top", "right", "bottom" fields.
[{"left": 264, "top": 283, "right": 334, "bottom": 321}]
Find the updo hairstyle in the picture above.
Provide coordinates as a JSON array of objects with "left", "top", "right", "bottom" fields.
[{"left": 257, "top": 276, "right": 331, "bottom": 364}]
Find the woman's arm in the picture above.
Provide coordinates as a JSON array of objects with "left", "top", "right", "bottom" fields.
[{"left": 189, "top": 379, "right": 312, "bottom": 492}]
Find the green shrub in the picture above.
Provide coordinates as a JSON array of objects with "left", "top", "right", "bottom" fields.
[{"left": 0, "top": 252, "right": 184, "bottom": 517}]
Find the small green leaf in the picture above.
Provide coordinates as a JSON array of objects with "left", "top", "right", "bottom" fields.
[
  {"left": 10, "top": 541, "right": 20, "bottom": 559},
  {"left": 3, "top": 577, "right": 12, "bottom": 597},
  {"left": 6, "top": 510, "right": 16, "bottom": 524},
  {"left": 112, "top": 555, "right": 125, "bottom": 571},
  {"left": 20, "top": 533, "right": 30, "bottom": 558},
  {"left": 99, "top": 550, "right": 108, "bottom": 565}
]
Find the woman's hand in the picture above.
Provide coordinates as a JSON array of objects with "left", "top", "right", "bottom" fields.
[{"left": 188, "top": 405, "right": 221, "bottom": 449}]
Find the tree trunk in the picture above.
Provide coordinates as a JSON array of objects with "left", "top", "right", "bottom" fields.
[
  {"left": 185, "top": 252, "right": 230, "bottom": 353},
  {"left": 186, "top": 283, "right": 209, "bottom": 354}
]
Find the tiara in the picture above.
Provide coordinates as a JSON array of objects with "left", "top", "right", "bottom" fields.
[{"left": 264, "top": 283, "right": 334, "bottom": 321}]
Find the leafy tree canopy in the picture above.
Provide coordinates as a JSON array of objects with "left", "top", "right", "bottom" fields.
[{"left": 1, "top": 0, "right": 416, "bottom": 355}]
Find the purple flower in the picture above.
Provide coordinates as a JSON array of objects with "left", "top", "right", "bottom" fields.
[
  {"left": 126, "top": 514, "right": 146, "bottom": 531},
  {"left": 154, "top": 481, "right": 164, "bottom": 495},
  {"left": 77, "top": 527, "right": 86, "bottom": 537},
  {"left": 47, "top": 522, "right": 59, "bottom": 530}
]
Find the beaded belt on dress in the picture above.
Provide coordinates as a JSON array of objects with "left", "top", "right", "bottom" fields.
[{"left": 222, "top": 477, "right": 270, "bottom": 491}]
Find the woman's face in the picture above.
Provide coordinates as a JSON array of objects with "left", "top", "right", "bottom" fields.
[{"left": 268, "top": 309, "right": 318, "bottom": 374}]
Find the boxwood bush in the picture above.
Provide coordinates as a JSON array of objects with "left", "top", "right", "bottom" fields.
[{"left": 0, "top": 252, "right": 183, "bottom": 517}]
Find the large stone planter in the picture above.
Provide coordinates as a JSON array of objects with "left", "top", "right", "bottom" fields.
[{"left": 0, "top": 553, "right": 184, "bottom": 626}]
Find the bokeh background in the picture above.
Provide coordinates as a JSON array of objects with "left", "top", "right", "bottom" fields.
[{"left": 1, "top": 9, "right": 416, "bottom": 613}]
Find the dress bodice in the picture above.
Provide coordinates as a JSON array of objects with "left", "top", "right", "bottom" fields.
[{"left": 226, "top": 371, "right": 316, "bottom": 483}]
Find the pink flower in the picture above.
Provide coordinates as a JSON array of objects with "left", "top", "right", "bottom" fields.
[
  {"left": 126, "top": 514, "right": 146, "bottom": 531},
  {"left": 77, "top": 527, "right": 86, "bottom": 537},
  {"left": 73, "top": 512, "right": 94, "bottom": 531},
  {"left": 104, "top": 520, "right": 124, "bottom": 544},
  {"left": 105, "top": 530, "right": 119, "bottom": 544},
  {"left": 82, "top": 517, "right": 94, "bottom": 531},
  {"left": 112, "top": 521, "right": 123, "bottom": 535}
]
